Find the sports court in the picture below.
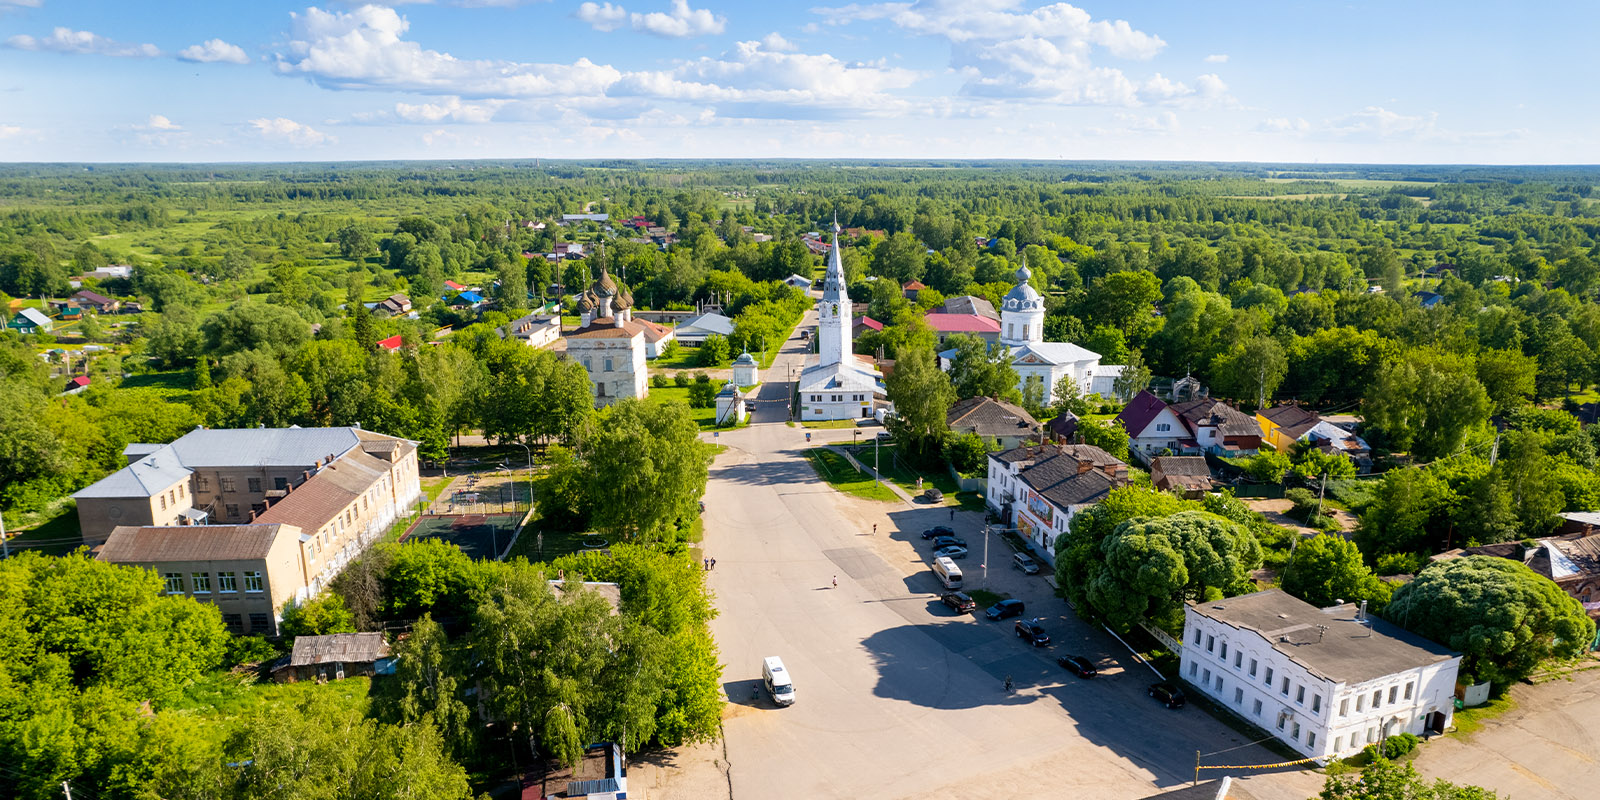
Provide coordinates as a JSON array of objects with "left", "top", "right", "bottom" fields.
[{"left": 400, "top": 512, "right": 522, "bottom": 561}]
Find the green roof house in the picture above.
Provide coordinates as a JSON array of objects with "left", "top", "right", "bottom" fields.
[{"left": 8, "top": 308, "right": 52, "bottom": 334}]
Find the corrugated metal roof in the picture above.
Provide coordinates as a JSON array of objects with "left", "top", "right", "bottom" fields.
[
  {"left": 74, "top": 445, "right": 193, "bottom": 497},
  {"left": 97, "top": 524, "right": 294, "bottom": 563},
  {"left": 1014, "top": 341, "right": 1100, "bottom": 365},
  {"left": 287, "top": 632, "right": 391, "bottom": 666}
]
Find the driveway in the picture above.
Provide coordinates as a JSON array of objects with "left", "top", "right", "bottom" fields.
[
  {"left": 672, "top": 314, "right": 1323, "bottom": 800},
  {"left": 1411, "top": 666, "right": 1600, "bottom": 800}
]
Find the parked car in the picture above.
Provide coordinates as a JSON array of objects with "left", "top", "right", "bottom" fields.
[
  {"left": 1057, "top": 655, "right": 1097, "bottom": 678},
  {"left": 1148, "top": 682, "right": 1186, "bottom": 708},
  {"left": 921, "top": 526, "right": 955, "bottom": 540},
  {"left": 940, "top": 591, "right": 976, "bottom": 613},
  {"left": 876, "top": 431, "right": 892, "bottom": 440},
  {"left": 923, "top": 487, "right": 944, "bottom": 502},
  {"left": 1014, "top": 618, "right": 1050, "bottom": 647},
  {"left": 1012, "top": 552, "right": 1039, "bottom": 574},
  {"left": 933, "top": 545, "right": 969, "bottom": 560},
  {"left": 985, "top": 599, "right": 1026, "bottom": 620},
  {"left": 932, "top": 535, "right": 967, "bottom": 549}
]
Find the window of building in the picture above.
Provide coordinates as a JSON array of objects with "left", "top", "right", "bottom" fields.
[
  {"left": 159, "top": 494, "right": 167, "bottom": 511},
  {"left": 1220, "top": 642, "right": 1228, "bottom": 660},
  {"left": 1234, "top": 688, "right": 1244, "bottom": 705},
  {"left": 1189, "top": 662, "right": 1198, "bottom": 678},
  {"left": 196, "top": 476, "right": 210, "bottom": 492},
  {"left": 163, "top": 572, "right": 183, "bottom": 593},
  {"left": 1021, "top": 325, "right": 1029, "bottom": 340},
  {"left": 1356, "top": 696, "right": 1365, "bottom": 712},
  {"left": 1340, "top": 697, "right": 1350, "bottom": 716},
  {"left": 1248, "top": 658, "right": 1257, "bottom": 677},
  {"left": 1007, "top": 324, "right": 1015, "bottom": 339},
  {"left": 1296, "top": 686, "right": 1306, "bottom": 704},
  {"left": 220, "top": 477, "right": 236, "bottom": 492},
  {"left": 1193, "top": 629, "right": 1203, "bottom": 645},
  {"left": 1264, "top": 666, "right": 1273, "bottom": 685},
  {"left": 1215, "top": 676, "right": 1224, "bottom": 693},
  {"left": 1156, "top": 423, "right": 1171, "bottom": 432},
  {"left": 191, "top": 573, "right": 211, "bottom": 593},
  {"left": 1202, "top": 668, "right": 1211, "bottom": 685},
  {"left": 1233, "top": 652, "right": 1242, "bottom": 669},
  {"left": 169, "top": 490, "right": 176, "bottom": 506},
  {"left": 1372, "top": 690, "right": 1382, "bottom": 707},
  {"left": 1366, "top": 727, "right": 1376, "bottom": 744},
  {"left": 1334, "top": 735, "right": 1343, "bottom": 753},
  {"left": 1388, "top": 686, "right": 1398, "bottom": 704},
  {"left": 218, "top": 572, "right": 237, "bottom": 592},
  {"left": 604, "top": 358, "right": 613, "bottom": 372},
  {"left": 1291, "top": 722, "right": 1300, "bottom": 740},
  {"left": 1252, "top": 699, "right": 1262, "bottom": 717},
  {"left": 1276, "top": 715, "right": 1286, "bottom": 731},
  {"left": 275, "top": 477, "right": 288, "bottom": 491},
  {"left": 1206, "top": 635, "right": 1214, "bottom": 652},
  {"left": 1312, "top": 695, "right": 1323, "bottom": 714},
  {"left": 222, "top": 614, "right": 243, "bottom": 633},
  {"left": 1306, "top": 732, "right": 1316, "bottom": 749},
  {"left": 1404, "top": 682, "right": 1414, "bottom": 700},
  {"left": 225, "top": 503, "right": 239, "bottom": 519},
  {"left": 244, "top": 571, "right": 263, "bottom": 592},
  {"left": 247, "top": 477, "right": 262, "bottom": 493},
  {"left": 1281, "top": 678, "right": 1290, "bottom": 696},
  {"left": 178, "top": 485, "right": 185, "bottom": 499},
  {"left": 248, "top": 613, "right": 270, "bottom": 632}
]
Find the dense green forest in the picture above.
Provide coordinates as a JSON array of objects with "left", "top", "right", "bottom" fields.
[{"left": 2, "top": 159, "right": 1600, "bottom": 798}]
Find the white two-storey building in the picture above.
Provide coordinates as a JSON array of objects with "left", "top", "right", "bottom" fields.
[{"left": 1181, "top": 590, "right": 1460, "bottom": 762}]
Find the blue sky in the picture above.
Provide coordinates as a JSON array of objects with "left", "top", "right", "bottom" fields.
[{"left": 0, "top": 0, "right": 1593, "bottom": 163}]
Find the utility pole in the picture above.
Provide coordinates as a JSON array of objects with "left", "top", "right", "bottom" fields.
[{"left": 1315, "top": 470, "right": 1328, "bottom": 521}]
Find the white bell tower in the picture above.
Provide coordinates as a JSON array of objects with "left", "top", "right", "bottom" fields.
[{"left": 816, "top": 219, "right": 851, "bottom": 367}]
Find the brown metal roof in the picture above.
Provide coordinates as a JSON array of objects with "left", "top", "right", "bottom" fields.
[
  {"left": 287, "top": 632, "right": 391, "bottom": 666},
  {"left": 946, "top": 396, "right": 1039, "bottom": 438},
  {"left": 254, "top": 450, "right": 391, "bottom": 532},
  {"left": 97, "top": 523, "right": 297, "bottom": 563}
]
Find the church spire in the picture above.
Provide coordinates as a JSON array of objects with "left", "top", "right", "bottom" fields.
[{"left": 822, "top": 213, "right": 847, "bottom": 301}]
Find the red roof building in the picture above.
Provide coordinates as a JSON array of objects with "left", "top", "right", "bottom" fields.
[
  {"left": 443, "top": 280, "right": 466, "bottom": 291},
  {"left": 377, "top": 334, "right": 403, "bottom": 352},
  {"left": 923, "top": 313, "right": 1001, "bottom": 338}
]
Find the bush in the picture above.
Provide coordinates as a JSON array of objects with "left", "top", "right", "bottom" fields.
[
  {"left": 225, "top": 635, "right": 280, "bottom": 666},
  {"left": 1374, "top": 551, "right": 1429, "bottom": 576},
  {"left": 694, "top": 371, "right": 711, "bottom": 384},
  {"left": 650, "top": 374, "right": 669, "bottom": 389},
  {"left": 662, "top": 339, "right": 680, "bottom": 359},
  {"left": 688, "top": 380, "right": 718, "bottom": 408},
  {"left": 1364, "top": 732, "right": 1420, "bottom": 760},
  {"left": 697, "top": 333, "right": 730, "bottom": 366},
  {"left": 674, "top": 371, "right": 691, "bottom": 388},
  {"left": 1286, "top": 487, "right": 1318, "bottom": 518}
]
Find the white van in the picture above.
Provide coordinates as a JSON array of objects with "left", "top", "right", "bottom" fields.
[
  {"left": 932, "top": 556, "right": 963, "bottom": 590},
  {"left": 763, "top": 656, "right": 795, "bottom": 706}
]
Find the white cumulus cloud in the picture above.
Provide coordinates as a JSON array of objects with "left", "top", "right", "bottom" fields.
[
  {"left": 178, "top": 38, "right": 250, "bottom": 64},
  {"left": 761, "top": 32, "right": 798, "bottom": 52},
  {"left": 5, "top": 27, "right": 161, "bottom": 57},
  {"left": 249, "top": 116, "right": 334, "bottom": 146},
  {"left": 274, "top": 5, "right": 621, "bottom": 97},
  {"left": 1204, "top": 53, "right": 1228, "bottom": 63},
  {"left": 142, "top": 114, "right": 181, "bottom": 130},
  {"left": 576, "top": 2, "right": 629, "bottom": 31},
  {"left": 394, "top": 96, "right": 508, "bottom": 123},
  {"left": 579, "top": 0, "right": 726, "bottom": 38}
]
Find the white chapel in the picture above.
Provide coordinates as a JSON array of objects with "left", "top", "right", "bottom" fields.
[
  {"left": 1000, "top": 262, "right": 1127, "bottom": 404},
  {"left": 798, "top": 221, "right": 886, "bottom": 420}
]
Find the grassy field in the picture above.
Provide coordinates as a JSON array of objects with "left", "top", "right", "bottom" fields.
[
  {"left": 847, "top": 442, "right": 965, "bottom": 507},
  {"left": 801, "top": 419, "right": 857, "bottom": 429},
  {"left": 644, "top": 385, "right": 717, "bottom": 429},
  {"left": 805, "top": 448, "right": 899, "bottom": 502}
]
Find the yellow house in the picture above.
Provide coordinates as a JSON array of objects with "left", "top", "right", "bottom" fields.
[{"left": 1256, "top": 404, "right": 1320, "bottom": 452}]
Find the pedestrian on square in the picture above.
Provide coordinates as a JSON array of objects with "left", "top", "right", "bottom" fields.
[
  {"left": 711, "top": 558, "right": 717, "bottom": 570},
  {"left": 704, "top": 558, "right": 710, "bottom": 571},
  {"left": 832, "top": 575, "right": 837, "bottom": 588},
  {"left": 872, "top": 524, "right": 878, "bottom": 535},
  {"left": 949, "top": 508, "right": 955, "bottom": 520}
]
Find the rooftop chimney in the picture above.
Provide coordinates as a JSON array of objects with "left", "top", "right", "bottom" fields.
[{"left": 1357, "top": 600, "right": 1368, "bottom": 621}]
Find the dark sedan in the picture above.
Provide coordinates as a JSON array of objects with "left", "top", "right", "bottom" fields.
[
  {"left": 920, "top": 526, "right": 955, "bottom": 540},
  {"left": 985, "top": 599, "right": 1026, "bottom": 620},
  {"left": 1148, "top": 682, "right": 1186, "bottom": 708},
  {"left": 940, "top": 591, "right": 976, "bottom": 613},
  {"left": 1057, "top": 655, "right": 1097, "bottom": 678},
  {"left": 1014, "top": 618, "right": 1050, "bottom": 647},
  {"left": 931, "top": 535, "right": 967, "bottom": 549}
]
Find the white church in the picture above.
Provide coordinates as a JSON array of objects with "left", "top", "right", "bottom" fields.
[
  {"left": 957, "top": 262, "right": 1126, "bottom": 404},
  {"left": 799, "top": 222, "right": 887, "bottom": 421}
]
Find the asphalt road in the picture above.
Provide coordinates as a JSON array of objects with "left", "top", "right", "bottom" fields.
[{"left": 698, "top": 316, "right": 1322, "bottom": 800}]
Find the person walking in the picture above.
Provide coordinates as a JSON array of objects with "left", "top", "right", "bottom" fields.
[
  {"left": 1004, "top": 675, "right": 1014, "bottom": 693},
  {"left": 872, "top": 523, "right": 878, "bottom": 535},
  {"left": 710, "top": 558, "right": 717, "bottom": 570},
  {"left": 949, "top": 507, "right": 956, "bottom": 521},
  {"left": 832, "top": 575, "right": 838, "bottom": 589},
  {"left": 703, "top": 558, "right": 710, "bottom": 571}
]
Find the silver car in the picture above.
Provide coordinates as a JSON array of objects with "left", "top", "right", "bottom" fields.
[{"left": 934, "top": 545, "right": 969, "bottom": 560}]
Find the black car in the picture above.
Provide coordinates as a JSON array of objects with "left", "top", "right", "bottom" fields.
[
  {"left": 923, "top": 487, "right": 944, "bottom": 502},
  {"left": 932, "top": 535, "right": 967, "bottom": 549},
  {"left": 1057, "top": 655, "right": 1097, "bottom": 678},
  {"left": 1015, "top": 618, "right": 1050, "bottom": 647},
  {"left": 985, "top": 599, "right": 1026, "bottom": 620},
  {"left": 920, "top": 526, "right": 955, "bottom": 540},
  {"left": 940, "top": 591, "right": 976, "bottom": 613},
  {"left": 1148, "top": 682, "right": 1186, "bottom": 708}
]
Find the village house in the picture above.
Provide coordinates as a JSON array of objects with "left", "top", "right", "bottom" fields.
[
  {"left": 939, "top": 294, "right": 1000, "bottom": 322},
  {"left": 926, "top": 312, "right": 1001, "bottom": 348},
  {"left": 946, "top": 396, "right": 1040, "bottom": 451},
  {"left": 901, "top": 280, "right": 926, "bottom": 301},
  {"left": 1257, "top": 403, "right": 1372, "bottom": 471},
  {"left": 1169, "top": 398, "right": 1262, "bottom": 457},
  {"left": 71, "top": 289, "right": 119, "bottom": 314},
  {"left": 852, "top": 315, "right": 883, "bottom": 339},
  {"left": 81, "top": 426, "right": 421, "bottom": 635},
  {"left": 1182, "top": 590, "right": 1459, "bottom": 762},
  {"left": 1116, "top": 390, "right": 1190, "bottom": 457},
  {"left": 500, "top": 312, "right": 562, "bottom": 348},
  {"left": 271, "top": 632, "right": 393, "bottom": 683},
  {"left": 1434, "top": 533, "right": 1600, "bottom": 619},
  {"left": 1149, "top": 455, "right": 1215, "bottom": 496},
  {"left": 672, "top": 312, "right": 735, "bottom": 348},
  {"left": 784, "top": 273, "right": 812, "bottom": 290},
  {"left": 377, "top": 334, "right": 404, "bottom": 353},
  {"left": 374, "top": 294, "right": 412, "bottom": 317},
  {"left": 8, "top": 307, "right": 52, "bottom": 334},
  {"left": 986, "top": 443, "right": 1128, "bottom": 559}
]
